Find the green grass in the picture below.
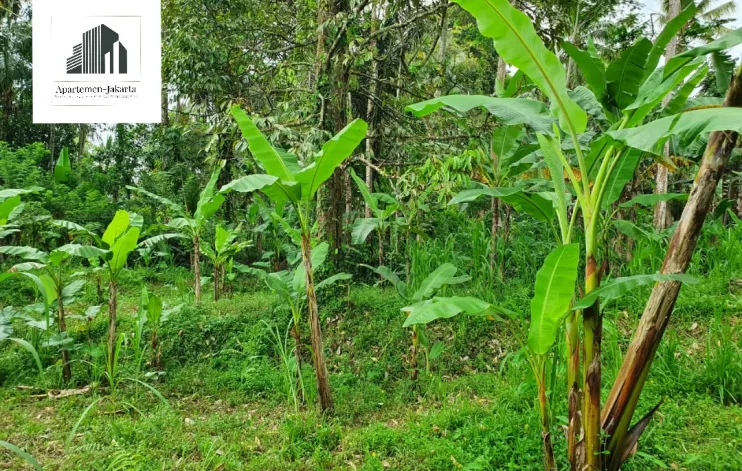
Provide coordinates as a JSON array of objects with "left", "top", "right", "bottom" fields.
[{"left": 1, "top": 273, "right": 741, "bottom": 470}]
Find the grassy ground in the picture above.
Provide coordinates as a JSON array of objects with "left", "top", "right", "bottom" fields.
[{"left": 1, "top": 270, "right": 741, "bottom": 470}]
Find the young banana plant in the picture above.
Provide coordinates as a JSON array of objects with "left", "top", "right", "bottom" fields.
[
  {"left": 200, "top": 224, "right": 251, "bottom": 301},
  {"left": 0, "top": 243, "right": 108, "bottom": 382},
  {"left": 223, "top": 106, "right": 366, "bottom": 413},
  {"left": 349, "top": 168, "right": 400, "bottom": 267},
  {"left": 236, "top": 241, "right": 351, "bottom": 406},
  {"left": 405, "top": 0, "right": 741, "bottom": 467},
  {"left": 128, "top": 165, "right": 226, "bottom": 303},
  {"left": 52, "top": 210, "right": 142, "bottom": 381},
  {"left": 364, "top": 262, "right": 490, "bottom": 382}
]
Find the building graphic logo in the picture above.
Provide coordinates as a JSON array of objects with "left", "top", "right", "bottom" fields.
[{"left": 66, "top": 24, "right": 127, "bottom": 74}]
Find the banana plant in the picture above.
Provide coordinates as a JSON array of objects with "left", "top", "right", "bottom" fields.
[
  {"left": 407, "top": 0, "right": 742, "bottom": 468},
  {"left": 128, "top": 165, "right": 226, "bottom": 303},
  {"left": 223, "top": 106, "right": 366, "bottom": 413},
  {"left": 52, "top": 210, "right": 142, "bottom": 379},
  {"left": 0, "top": 188, "right": 40, "bottom": 240},
  {"left": 134, "top": 286, "right": 182, "bottom": 372},
  {"left": 200, "top": 224, "right": 251, "bottom": 301},
  {"left": 236, "top": 241, "right": 351, "bottom": 407},
  {"left": 349, "top": 168, "right": 400, "bottom": 267},
  {"left": 0, "top": 243, "right": 107, "bottom": 382},
  {"left": 459, "top": 126, "right": 539, "bottom": 276},
  {"left": 364, "top": 262, "right": 488, "bottom": 382}
]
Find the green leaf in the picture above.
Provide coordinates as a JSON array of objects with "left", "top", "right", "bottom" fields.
[
  {"left": 361, "top": 264, "right": 408, "bottom": 298},
  {"left": 711, "top": 51, "right": 735, "bottom": 94},
  {"left": 0, "top": 196, "right": 21, "bottom": 224},
  {"left": 62, "top": 279, "right": 86, "bottom": 301},
  {"left": 0, "top": 440, "right": 42, "bottom": 470},
  {"left": 453, "top": 0, "right": 586, "bottom": 133},
  {"left": 644, "top": 3, "right": 698, "bottom": 78},
  {"left": 403, "top": 296, "right": 502, "bottom": 327},
  {"left": 139, "top": 233, "right": 186, "bottom": 248},
  {"left": 316, "top": 273, "right": 352, "bottom": 291},
  {"left": 54, "top": 244, "right": 108, "bottom": 260},
  {"left": 663, "top": 64, "right": 710, "bottom": 116},
  {"left": 295, "top": 119, "right": 368, "bottom": 200},
  {"left": 449, "top": 187, "right": 555, "bottom": 222},
  {"left": 126, "top": 186, "right": 184, "bottom": 214},
  {"left": 351, "top": 218, "right": 381, "bottom": 245},
  {"left": 537, "top": 134, "right": 568, "bottom": 238},
  {"left": 4, "top": 338, "right": 43, "bottom": 375},
  {"left": 349, "top": 168, "right": 379, "bottom": 214},
  {"left": 606, "top": 108, "right": 742, "bottom": 155},
  {"left": 665, "top": 27, "right": 742, "bottom": 78},
  {"left": 51, "top": 219, "right": 97, "bottom": 239},
  {"left": 601, "top": 148, "right": 642, "bottom": 208},
  {"left": 220, "top": 174, "right": 280, "bottom": 195},
  {"left": 232, "top": 106, "right": 297, "bottom": 182},
  {"left": 406, "top": 95, "right": 554, "bottom": 134},
  {"left": 0, "top": 246, "right": 48, "bottom": 262},
  {"left": 605, "top": 38, "right": 653, "bottom": 110},
  {"left": 449, "top": 187, "right": 521, "bottom": 205},
  {"left": 66, "top": 397, "right": 102, "bottom": 448},
  {"left": 0, "top": 187, "right": 42, "bottom": 200},
  {"left": 492, "top": 125, "right": 522, "bottom": 161},
  {"left": 54, "top": 147, "right": 72, "bottom": 184},
  {"left": 619, "top": 193, "right": 688, "bottom": 208},
  {"left": 102, "top": 211, "right": 130, "bottom": 247},
  {"left": 147, "top": 294, "right": 163, "bottom": 325},
  {"left": 108, "top": 228, "right": 140, "bottom": 274},
  {"left": 412, "top": 264, "right": 468, "bottom": 302},
  {"left": 562, "top": 42, "right": 605, "bottom": 99},
  {"left": 528, "top": 243, "right": 579, "bottom": 355},
  {"left": 573, "top": 274, "right": 698, "bottom": 310}
]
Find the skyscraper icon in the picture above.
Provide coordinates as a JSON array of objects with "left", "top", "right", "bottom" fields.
[{"left": 66, "top": 24, "right": 127, "bottom": 74}]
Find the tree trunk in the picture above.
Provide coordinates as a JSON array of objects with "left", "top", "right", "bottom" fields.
[
  {"left": 193, "top": 235, "right": 201, "bottom": 303},
  {"left": 601, "top": 67, "right": 742, "bottom": 471},
  {"left": 301, "top": 232, "right": 333, "bottom": 413},
  {"left": 653, "top": 0, "right": 680, "bottom": 230},
  {"left": 496, "top": 56, "right": 507, "bottom": 93},
  {"left": 364, "top": 1, "right": 379, "bottom": 218},
  {"left": 107, "top": 279, "right": 117, "bottom": 381},
  {"left": 57, "top": 294, "right": 71, "bottom": 382}
]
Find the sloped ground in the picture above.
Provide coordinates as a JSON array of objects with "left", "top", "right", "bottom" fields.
[{"left": 1, "top": 278, "right": 741, "bottom": 470}]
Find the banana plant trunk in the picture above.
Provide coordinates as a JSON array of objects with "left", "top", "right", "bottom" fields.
[
  {"left": 580, "top": 253, "right": 602, "bottom": 470},
  {"left": 490, "top": 197, "right": 500, "bottom": 276},
  {"left": 538, "top": 366, "right": 557, "bottom": 471},
  {"left": 107, "top": 279, "right": 117, "bottom": 380},
  {"left": 290, "top": 318, "right": 305, "bottom": 404},
  {"left": 193, "top": 234, "right": 201, "bottom": 303},
  {"left": 601, "top": 68, "right": 742, "bottom": 471},
  {"left": 152, "top": 327, "right": 161, "bottom": 371},
  {"left": 565, "top": 310, "right": 580, "bottom": 468},
  {"left": 301, "top": 233, "right": 333, "bottom": 413},
  {"left": 213, "top": 265, "right": 220, "bottom": 301},
  {"left": 57, "top": 294, "right": 71, "bottom": 382},
  {"left": 378, "top": 229, "right": 385, "bottom": 269}
]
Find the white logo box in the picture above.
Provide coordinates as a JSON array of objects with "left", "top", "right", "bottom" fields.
[{"left": 33, "top": 0, "right": 161, "bottom": 124}]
